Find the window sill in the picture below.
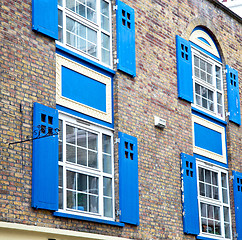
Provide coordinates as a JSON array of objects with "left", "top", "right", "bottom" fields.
[
  {"left": 197, "top": 235, "right": 226, "bottom": 240},
  {"left": 192, "top": 107, "right": 227, "bottom": 126},
  {"left": 53, "top": 212, "right": 125, "bottom": 227},
  {"left": 56, "top": 43, "right": 116, "bottom": 76}
]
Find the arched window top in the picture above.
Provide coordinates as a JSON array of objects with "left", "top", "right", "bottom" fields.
[{"left": 189, "top": 27, "right": 221, "bottom": 60}]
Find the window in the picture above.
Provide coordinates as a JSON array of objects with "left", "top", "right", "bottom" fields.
[
  {"left": 197, "top": 161, "right": 231, "bottom": 239},
  {"left": 58, "top": 0, "right": 112, "bottom": 66},
  {"left": 58, "top": 113, "right": 114, "bottom": 219},
  {"left": 192, "top": 49, "right": 224, "bottom": 118}
]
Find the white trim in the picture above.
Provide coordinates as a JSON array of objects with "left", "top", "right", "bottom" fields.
[
  {"left": 56, "top": 54, "right": 112, "bottom": 123},
  {"left": 0, "top": 221, "right": 130, "bottom": 240},
  {"left": 190, "top": 30, "right": 220, "bottom": 58},
  {"left": 192, "top": 115, "right": 227, "bottom": 164}
]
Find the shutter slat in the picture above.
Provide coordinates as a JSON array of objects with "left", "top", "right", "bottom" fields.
[
  {"left": 226, "top": 65, "right": 241, "bottom": 125},
  {"left": 119, "top": 132, "right": 139, "bottom": 225},
  {"left": 32, "top": 0, "right": 58, "bottom": 39},
  {"left": 176, "top": 35, "right": 193, "bottom": 103},
  {"left": 32, "top": 103, "right": 59, "bottom": 210},
  {"left": 116, "top": 0, "right": 136, "bottom": 77},
  {"left": 181, "top": 153, "right": 199, "bottom": 235},
  {"left": 233, "top": 171, "right": 242, "bottom": 240}
]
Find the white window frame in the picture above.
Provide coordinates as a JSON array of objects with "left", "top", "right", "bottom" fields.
[
  {"left": 192, "top": 48, "right": 225, "bottom": 120},
  {"left": 197, "top": 159, "right": 232, "bottom": 240},
  {"left": 57, "top": 0, "right": 113, "bottom": 68},
  {"left": 58, "top": 112, "right": 115, "bottom": 221}
]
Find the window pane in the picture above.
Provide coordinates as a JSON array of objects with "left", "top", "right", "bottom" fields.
[
  {"left": 88, "top": 151, "right": 98, "bottom": 168},
  {"left": 103, "top": 177, "right": 112, "bottom": 197},
  {"left": 77, "top": 173, "right": 87, "bottom": 192},
  {"left": 66, "top": 125, "right": 75, "bottom": 144},
  {"left": 89, "top": 195, "right": 98, "bottom": 213},
  {"left": 208, "top": 220, "right": 214, "bottom": 234},
  {"left": 215, "top": 221, "right": 221, "bottom": 235},
  {"left": 202, "top": 218, "right": 208, "bottom": 233},
  {"left": 207, "top": 204, "right": 213, "bottom": 219},
  {"left": 66, "top": 0, "right": 75, "bottom": 11},
  {"left": 66, "top": 144, "right": 76, "bottom": 163},
  {"left": 199, "top": 167, "right": 204, "bottom": 181},
  {"left": 206, "top": 184, "right": 212, "bottom": 198},
  {"left": 89, "top": 176, "right": 98, "bottom": 194},
  {"left": 103, "top": 134, "right": 111, "bottom": 154},
  {"left": 201, "top": 203, "right": 206, "bottom": 217},
  {"left": 224, "top": 207, "right": 229, "bottom": 222},
  {"left": 76, "top": 2, "right": 85, "bottom": 18},
  {"left": 67, "top": 171, "right": 76, "bottom": 190},
  {"left": 58, "top": 0, "right": 63, "bottom": 6},
  {"left": 59, "top": 188, "right": 63, "bottom": 209},
  {"left": 221, "top": 173, "right": 227, "bottom": 188},
  {"left": 77, "top": 193, "right": 87, "bottom": 211},
  {"left": 87, "top": 8, "right": 96, "bottom": 22},
  {"left": 67, "top": 190, "right": 76, "bottom": 209},
  {"left": 104, "top": 197, "right": 113, "bottom": 217},
  {"left": 77, "top": 129, "right": 87, "bottom": 147},
  {"left": 88, "top": 132, "right": 97, "bottom": 150},
  {"left": 213, "top": 186, "right": 219, "bottom": 200},
  {"left": 58, "top": 9, "right": 63, "bottom": 42},
  {"left": 224, "top": 223, "right": 230, "bottom": 238},
  {"left": 102, "top": 33, "right": 110, "bottom": 50},
  {"left": 101, "top": 0, "right": 109, "bottom": 16},
  {"left": 222, "top": 189, "right": 228, "bottom": 204},
  {"left": 205, "top": 169, "right": 211, "bottom": 183},
  {"left": 199, "top": 182, "right": 205, "bottom": 196},
  {"left": 77, "top": 148, "right": 87, "bottom": 166},
  {"left": 214, "top": 206, "right": 220, "bottom": 220},
  {"left": 59, "top": 166, "right": 63, "bottom": 187},
  {"left": 103, "top": 154, "right": 112, "bottom": 174}
]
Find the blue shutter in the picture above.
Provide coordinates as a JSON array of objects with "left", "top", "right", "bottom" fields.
[
  {"left": 119, "top": 132, "right": 139, "bottom": 225},
  {"left": 116, "top": 0, "right": 136, "bottom": 77},
  {"left": 226, "top": 65, "right": 241, "bottom": 125},
  {"left": 32, "top": 102, "right": 59, "bottom": 210},
  {"left": 181, "top": 153, "right": 199, "bottom": 235},
  {"left": 176, "top": 35, "right": 193, "bottom": 103},
  {"left": 32, "top": 0, "right": 58, "bottom": 39},
  {"left": 233, "top": 171, "right": 242, "bottom": 240}
]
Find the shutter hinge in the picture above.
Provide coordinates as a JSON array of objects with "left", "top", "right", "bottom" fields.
[
  {"left": 116, "top": 209, "right": 121, "bottom": 216},
  {"left": 114, "top": 138, "right": 120, "bottom": 144},
  {"left": 226, "top": 112, "right": 230, "bottom": 117},
  {"left": 223, "top": 69, "right": 228, "bottom": 74},
  {"left": 234, "top": 233, "right": 238, "bottom": 238},
  {"left": 113, "top": 5, "right": 118, "bottom": 11},
  {"left": 230, "top": 175, "right": 234, "bottom": 180},
  {"left": 114, "top": 59, "right": 119, "bottom": 64}
]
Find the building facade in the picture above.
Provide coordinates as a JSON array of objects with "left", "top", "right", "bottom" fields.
[{"left": 0, "top": 0, "right": 241, "bottom": 240}]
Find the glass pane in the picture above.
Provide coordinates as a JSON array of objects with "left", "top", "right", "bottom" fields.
[
  {"left": 58, "top": 120, "right": 63, "bottom": 140},
  {"left": 77, "top": 193, "right": 87, "bottom": 211},
  {"left": 202, "top": 218, "right": 208, "bottom": 233},
  {"left": 103, "top": 134, "right": 111, "bottom": 154},
  {"left": 77, "top": 22, "right": 86, "bottom": 38},
  {"left": 58, "top": 9, "right": 63, "bottom": 26},
  {"left": 212, "top": 172, "right": 218, "bottom": 185},
  {"left": 87, "top": 0, "right": 96, "bottom": 9},
  {"left": 66, "top": 125, "right": 75, "bottom": 144},
  {"left": 217, "top": 92, "right": 222, "bottom": 104},
  {"left": 77, "top": 37, "right": 86, "bottom": 52},
  {"left": 200, "top": 203, "right": 206, "bottom": 217},
  {"left": 76, "top": 2, "right": 85, "bottom": 18},
  {"left": 88, "top": 132, "right": 97, "bottom": 150},
  {"left": 67, "top": 171, "right": 76, "bottom": 190},
  {"left": 66, "top": 144, "right": 76, "bottom": 163},
  {"left": 222, "top": 189, "right": 228, "bottom": 203},
  {"left": 77, "top": 173, "right": 87, "bottom": 192},
  {"left": 77, "top": 148, "right": 87, "bottom": 166},
  {"left": 200, "top": 59, "right": 205, "bottom": 70},
  {"left": 224, "top": 207, "right": 229, "bottom": 222},
  {"left": 213, "top": 186, "right": 219, "bottom": 200},
  {"left": 207, "top": 205, "right": 213, "bottom": 219},
  {"left": 101, "top": 15, "right": 109, "bottom": 31},
  {"left": 66, "top": 17, "right": 75, "bottom": 32},
  {"left": 224, "top": 223, "right": 230, "bottom": 238},
  {"left": 58, "top": 0, "right": 63, "bottom": 6},
  {"left": 208, "top": 90, "right": 213, "bottom": 101},
  {"left": 194, "top": 67, "right": 199, "bottom": 78},
  {"left": 195, "top": 83, "right": 200, "bottom": 94},
  {"left": 77, "top": 129, "right": 87, "bottom": 147},
  {"left": 205, "top": 169, "right": 211, "bottom": 183},
  {"left": 196, "top": 95, "right": 201, "bottom": 106},
  {"left": 199, "top": 167, "right": 204, "bottom": 181},
  {"left": 202, "top": 98, "right": 207, "bottom": 108},
  {"left": 66, "top": 32, "right": 76, "bottom": 47},
  {"left": 89, "top": 176, "right": 98, "bottom": 194},
  {"left": 101, "top": 0, "right": 109, "bottom": 16},
  {"left": 87, "top": 8, "right": 96, "bottom": 22},
  {"left": 202, "top": 87, "right": 208, "bottom": 98},
  {"left": 103, "top": 177, "right": 112, "bottom": 197},
  {"left": 104, "top": 197, "right": 113, "bottom": 217},
  {"left": 208, "top": 220, "right": 214, "bottom": 234},
  {"left": 194, "top": 56, "right": 199, "bottom": 67},
  {"left": 215, "top": 221, "right": 221, "bottom": 235},
  {"left": 67, "top": 190, "right": 76, "bottom": 209},
  {"left": 207, "top": 63, "right": 212, "bottom": 74},
  {"left": 87, "top": 28, "right": 97, "bottom": 44},
  {"left": 59, "top": 141, "right": 63, "bottom": 162},
  {"left": 59, "top": 166, "right": 63, "bottom": 187},
  {"left": 59, "top": 188, "right": 63, "bottom": 209},
  {"left": 207, "top": 74, "right": 212, "bottom": 84},
  {"left": 214, "top": 206, "right": 220, "bottom": 220},
  {"left": 221, "top": 173, "right": 227, "bottom": 188},
  {"left": 88, "top": 151, "right": 98, "bottom": 168},
  {"left": 102, "top": 33, "right": 110, "bottom": 50},
  {"left": 199, "top": 182, "right": 205, "bottom": 196},
  {"left": 103, "top": 154, "right": 112, "bottom": 174},
  {"left": 88, "top": 42, "right": 97, "bottom": 57},
  {"left": 66, "top": 0, "right": 75, "bottom": 11},
  {"left": 201, "top": 71, "right": 206, "bottom": 81},
  {"left": 206, "top": 184, "right": 212, "bottom": 198},
  {"left": 102, "top": 48, "right": 110, "bottom": 65},
  {"left": 89, "top": 195, "right": 98, "bottom": 213}
]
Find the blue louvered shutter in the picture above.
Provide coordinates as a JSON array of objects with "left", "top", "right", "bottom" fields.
[
  {"left": 181, "top": 153, "right": 199, "bottom": 235},
  {"left": 32, "top": 102, "right": 59, "bottom": 210},
  {"left": 116, "top": 0, "right": 136, "bottom": 77},
  {"left": 176, "top": 35, "right": 193, "bottom": 103},
  {"left": 32, "top": 0, "right": 58, "bottom": 39},
  {"left": 119, "top": 132, "right": 139, "bottom": 225},
  {"left": 233, "top": 171, "right": 242, "bottom": 240},
  {"left": 226, "top": 65, "right": 241, "bottom": 125}
]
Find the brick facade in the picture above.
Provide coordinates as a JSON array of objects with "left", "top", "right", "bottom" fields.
[{"left": 0, "top": 0, "right": 241, "bottom": 239}]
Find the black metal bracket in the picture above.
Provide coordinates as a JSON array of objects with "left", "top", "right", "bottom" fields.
[{"left": 8, "top": 125, "right": 59, "bottom": 147}]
